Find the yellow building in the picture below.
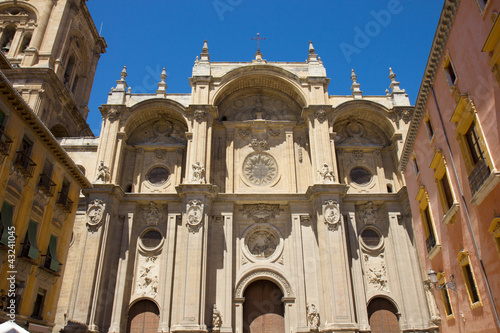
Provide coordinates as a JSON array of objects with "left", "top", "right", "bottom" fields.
[{"left": 0, "top": 53, "right": 90, "bottom": 332}]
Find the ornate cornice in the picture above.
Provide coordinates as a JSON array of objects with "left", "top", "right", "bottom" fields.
[{"left": 400, "top": 0, "right": 460, "bottom": 171}]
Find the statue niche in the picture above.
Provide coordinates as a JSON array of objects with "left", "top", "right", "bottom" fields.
[{"left": 218, "top": 93, "right": 301, "bottom": 122}]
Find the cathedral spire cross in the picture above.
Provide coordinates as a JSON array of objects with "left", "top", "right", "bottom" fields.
[{"left": 251, "top": 33, "right": 266, "bottom": 52}]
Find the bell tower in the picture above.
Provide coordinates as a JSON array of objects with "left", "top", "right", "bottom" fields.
[{"left": 0, "top": 0, "right": 106, "bottom": 136}]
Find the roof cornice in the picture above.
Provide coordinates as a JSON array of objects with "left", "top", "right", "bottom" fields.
[{"left": 400, "top": 0, "right": 460, "bottom": 171}]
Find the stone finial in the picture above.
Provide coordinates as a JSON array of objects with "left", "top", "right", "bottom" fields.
[
  {"left": 308, "top": 41, "right": 318, "bottom": 62},
  {"left": 388, "top": 67, "right": 404, "bottom": 93},
  {"left": 309, "top": 41, "right": 315, "bottom": 54},
  {"left": 200, "top": 40, "right": 210, "bottom": 62},
  {"left": 350, "top": 69, "right": 362, "bottom": 99},
  {"left": 114, "top": 65, "right": 128, "bottom": 92},
  {"left": 157, "top": 67, "right": 167, "bottom": 94},
  {"left": 120, "top": 66, "right": 127, "bottom": 81}
]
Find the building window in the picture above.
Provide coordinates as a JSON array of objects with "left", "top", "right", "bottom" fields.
[
  {"left": 416, "top": 186, "right": 440, "bottom": 259},
  {"left": 488, "top": 218, "right": 500, "bottom": 258},
  {"left": 430, "top": 149, "right": 458, "bottom": 224},
  {"left": 457, "top": 250, "right": 482, "bottom": 309},
  {"left": 0, "top": 24, "right": 16, "bottom": 55},
  {"left": 443, "top": 55, "right": 457, "bottom": 88},
  {"left": 38, "top": 160, "right": 55, "bottom": 197},
  {"left": 56, "top": 179, "right": 73, "bottom": 213},
  {"left": 451, "top": 96, "right": 497, "bottom": 204},
  {"left": 31, "top": 288, "right": 46, "bottom": 320},
  {"left": 0, "top": 201, "right": 14, "bottom": 246},
  {"left": 43, "top": 234, "right": 60, "bottom": 272},
  {"left": 412, "top": 153, "right": 420, "bottom": 177},
  {"left": 0, "top": 109, "right": 12, "bottom": 157},
  {"left": 437, "top": 272, "right": 454, "bottom": 319},
  {"left": 21, "top": 219, "right": 39, "bottom": 261},
  {"left": 476, "top": 0, "right": 490, "bottom": 12},
  {"left": 13, "top": 136, "right": 36, "bottom": 178},
  {"left": 424, "top": 113, "right": 435, "bottom": 141}
]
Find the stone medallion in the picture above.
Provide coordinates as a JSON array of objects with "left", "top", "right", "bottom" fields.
[
  {"left": 243, "top": 152, "right": 278, "bottom": 186},
  {"left": 244, "top": 225, "right": 281, "bottom": 260}
]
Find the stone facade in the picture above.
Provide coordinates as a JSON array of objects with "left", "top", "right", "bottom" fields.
[{"left": 54, "top": 40, "right": 438, "bottom": 333}]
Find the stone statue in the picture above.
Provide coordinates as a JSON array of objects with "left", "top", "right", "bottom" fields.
[
  {"left": 307, "top": 303, "right": 320, "bottom": 331},
  {"left": 95, "top": 161, "right": 110, "bottom": 183},
  {"left": 191, "top": 161, "right": 206, "bottom": 183},
  {"left": 318, "top": 163, "right": 335, "bottom": 183},
  {"left": 212, "top": 304, "right": 222, "bottom": 332},
  {"left": 144, "top": 201, "right": 159, "bottom": 225}
]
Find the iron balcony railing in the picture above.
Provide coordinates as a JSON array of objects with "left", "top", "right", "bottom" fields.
[
  {"left": 56, "top": 191, "right": 73, "bottom": 213},
  {"left": 468, "top": 159, "right": 490, "bottom": 197},
  {"left": 0, "top": 127, "right": 12, "bottom": 156},
  {"left": 13, "top": 150, "right": 36, "bottom": 178},
  {"left": 37, "top": 174, "right": 56, "bottom": 197}
]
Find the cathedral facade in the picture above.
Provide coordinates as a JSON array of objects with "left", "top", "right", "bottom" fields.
[{"left": 54, "top": 41, "right": 440, "bottom": 333}]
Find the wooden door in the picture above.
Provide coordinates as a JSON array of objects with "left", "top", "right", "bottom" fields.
[
  {"left": 368, "top": 298, "right": 400, "bottom": 333},
  {"left": 127, "top": 300, "right": 160, "bottom": 333},
  {"left": 243, "top": 280, "right": 284, "bottom": 333}
]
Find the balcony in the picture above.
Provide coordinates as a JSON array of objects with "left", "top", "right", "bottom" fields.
[
  {"left": 13, "top": 150, "right": 36, "bottom": 178},
  {"left": 56, "top": 191, "right": 73, "bottom": 213},
  {"left": 0, "top": 127, "right": 12, "bottom": 156},
  {"left": 37, "top": 174, "right": 56, "bottom": 197},
  {"left": 468, "top": 159, "right": 490, "bottom": 197}
]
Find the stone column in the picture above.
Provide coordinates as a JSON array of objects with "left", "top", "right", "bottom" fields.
[
  {"left": 108, "top": 213, "right": 133, "bottom": 333},
  {"left": 220, "top": 212, "right": 234, "bottom": 332},
  {"left": 374, "top": 149, "right": 386, "bottom": 192},
  {"left": 306, "top": 106, "right": 334, "bottom": 184},
  {"left": 22, "top": 0, "right": 54, "bottom": 66},
  {"left": 226, "top": 127, "right": 234, "bottom": 193},
  {"left": 234, "top": 298, "right": 244, "bottom": 333},
  {"left": 186, "top": 106, "right": 214, "bottom": 183},
  {"left": 285, "top": 126, "right": 298, "bottom": 192},
  {"left": 159, "top": 209, "right": 181, "bottom": 332},
  {"left": 132, "top": 148, "right": 144, "bottom": 192},
  {"left": 346, "top": 210, "right": 370, "bottom": 331},
  {"left": 290, "top": 213, "right": 309, "bottom": 331},
  {"left": 308, "top": 185, "right": 355, "bottom": 331},
  {"left": 172, "top": 184, "right": 217, "bottom": 332}
]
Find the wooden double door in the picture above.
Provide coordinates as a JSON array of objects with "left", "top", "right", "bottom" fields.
[{"left": 243, "top": 280, "right": 285, "bottom": 333}]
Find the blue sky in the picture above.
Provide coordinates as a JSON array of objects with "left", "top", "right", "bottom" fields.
[{"left": 86, "top": 1, "right": 444, "bottom": 136}]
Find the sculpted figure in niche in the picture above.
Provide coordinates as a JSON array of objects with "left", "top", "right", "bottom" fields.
[
  {"left": 212, "top": 304, "right": 222, "bottom": 331},
  {"left": 95, "top": 161, "right": 110, "bottom": 182},
  {"left": 307, "top": 303, "right": 320, "bottom": 331},
  {"left": 145, "top": 201, "right": 159, "bottom": 225},
  {"left": 318, "top": 163, "right": 335, "bottom": 183},
  {"left": 191, "top": 162, "right": 206, "bottom": 183}
]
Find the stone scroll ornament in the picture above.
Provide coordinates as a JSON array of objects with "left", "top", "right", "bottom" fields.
[
  {"left": 323, "top": 200, "right": 340, "bottom": 231},
  {"left": 187, "top": 199, "right": 204, "bottom": 233},
  {"left": 306, "top": 303, "right": 320, "bottom": 331},
  {"left": 86, "top": 199, "right": 106, "bottom": 232}
]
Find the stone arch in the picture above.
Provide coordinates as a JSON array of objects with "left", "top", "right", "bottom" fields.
[
  {"left": 367, "top": 296, "right": 400, "bottom": 333},
  {"left": 235, "top": 267, "right": 294, "bottom": 299},
  {"left": 124, "top": 99, "right": 188, "bottom": 136},
  {"left": 127, "top": 296, "right": 161, "bottom": 314},
  {"left": 366, "top": 294, "right": 400, "bottom": 314},
  {"left": 0, "top": 2, "right": 38, "bottom": 21},
  {"left": 212, "top": 65, "right": 308, "bottom": 111},
  {"left": 332, "top": 100, "right": 396, "bottom": 144},
  {"left": 50, "top": 124, "right": 70, "bottom": 138},
  {"left": 126, "top": 298, "right": 160, "bottom": 333}
]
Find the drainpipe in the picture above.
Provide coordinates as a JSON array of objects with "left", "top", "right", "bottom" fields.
[{"left": 431, "top": 86, "right": 500, "bottom": 331}]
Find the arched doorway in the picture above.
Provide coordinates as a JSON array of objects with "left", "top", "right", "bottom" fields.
[
  {"left": 368, "top": 297, "right": 400, "bottom": 333},
  {"left": 126, "top": 300, "right": 160, "bottom": 333},
  {"left": 243, "top": 280, "right": 284, "bottom": 333}
]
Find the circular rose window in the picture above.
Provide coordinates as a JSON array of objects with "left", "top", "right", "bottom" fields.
[
  {"left": 140, "top": 229, "right": 163, "bottom": 249},
  {"left": 360, "top": 228, "right": 382, "bottom": 249},
  {"left": 147, "top": 166, "right": 170, "bottom": 185},
  {"left": 350, "top": 167, "right": 372, "bottom": 186},
  {"left": 243, "top": 153, "right": 278, "bottom": 186}
]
